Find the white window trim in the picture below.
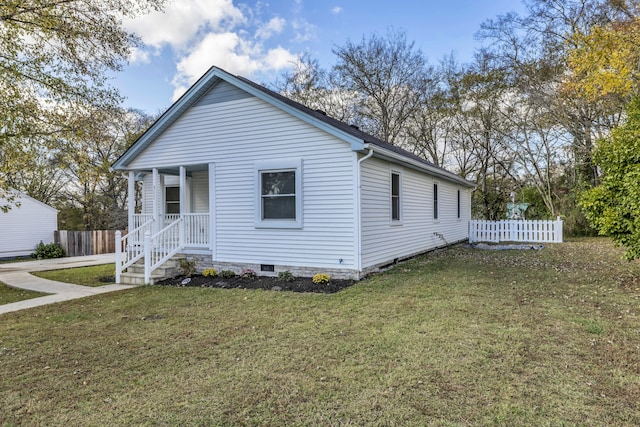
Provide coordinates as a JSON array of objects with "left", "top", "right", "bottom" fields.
[
  {"left": 254, "top": 158, "right": 303, "bottom": 229},
  {"left": 457, "top": 188, "right": 461, "bottom": 220},
  {"left": 390, "top": 168, "right": 403, "bottom": 225}
]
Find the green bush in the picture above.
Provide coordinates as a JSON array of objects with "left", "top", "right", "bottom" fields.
[
  {"left": 219, "top": 270, "right": 236, "bottom": 279},
  {"left": 178, "top": 259, "right": 196, "bottom": 277},
  {"left": 31, "top": 242, "right": 64, "bottom": 259},
  {"left": 278, "top": 270, "right": 295, "bottom": 282}
]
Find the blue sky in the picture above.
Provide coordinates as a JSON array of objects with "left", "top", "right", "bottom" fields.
[{"left": 116, "top": 0, "right": 526, "bottom": 114}]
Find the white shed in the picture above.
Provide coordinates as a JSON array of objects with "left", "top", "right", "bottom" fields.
[{"left": 0, "top": 190, "right": 58, "bottom": 258}]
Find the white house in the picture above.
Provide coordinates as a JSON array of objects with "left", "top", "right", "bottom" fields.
[
  {"left": 112, "top": 66, "right": 475, "bottom": 284},
  {"left": 0, "top": 190, "right": 58, "bottom": 258}
]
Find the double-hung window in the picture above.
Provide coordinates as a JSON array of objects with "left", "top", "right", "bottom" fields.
[
  {"left": 255, "top": 159, "right": 302, "bottom": 228},
  {"left": 261, "top": 171, "right": 296, "bottom": 219},
  {"left": 391, "top": 171, "right": 401, "bottom": 222},
  {"left": 433, "top": 183, "right": 439, "bottom": 220},
  {"left": 165, "top": 187, "right": 180, "bottom": 214}
]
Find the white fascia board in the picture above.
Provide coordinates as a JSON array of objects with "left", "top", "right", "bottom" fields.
[{"left": 370, "top": 146, "right": 476, "bottom": 189}]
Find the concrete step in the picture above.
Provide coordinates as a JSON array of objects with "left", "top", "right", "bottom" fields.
[
  {"left": 119, "top": 256, "right": 186, "bottom": 285},
  {"left": 119, "top": 272, "right": 157, "bottom": 286}
]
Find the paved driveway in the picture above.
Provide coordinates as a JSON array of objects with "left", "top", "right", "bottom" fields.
[{"left": 0, "top": 254, "right": 137, "bottom": 314}]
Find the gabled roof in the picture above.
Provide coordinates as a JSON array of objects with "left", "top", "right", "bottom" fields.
[
  {"left": 1, "top": 189, "right": 58, "bottom": 213},
  {"left": 113, "top": 66, "right": 475, "bottom": 188}
]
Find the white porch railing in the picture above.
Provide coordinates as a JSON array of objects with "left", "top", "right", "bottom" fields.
[
  {"left": 163, "top": 214, "right": 180, "bottom": 225},
  {"left": 132, "top": 214, "right": 154, "bottom": 231},
  {"left": 144, "top": 217, "right": 182, "bottom": 284},
  {"left": 469, "top": 217, "right": 563, "bottom": 243},
  {"left": 116, "top": 213, "right": 210, "bottom": 284},
  {"left": 115, "top": 218, "right": 155, "bottom": 283},
  {"left": 184, "top": 213, "right": 209, "bottom": 247}
]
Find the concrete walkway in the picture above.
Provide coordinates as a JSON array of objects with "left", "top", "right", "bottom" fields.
[{"left": 0, "top": 254, "right": 137, "bottom": 315}]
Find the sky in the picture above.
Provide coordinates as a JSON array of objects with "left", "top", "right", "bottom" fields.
[{"left": 115, "top": 0, "right": 527, "bottom": 115}]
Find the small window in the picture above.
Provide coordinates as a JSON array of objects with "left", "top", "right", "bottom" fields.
[
  {"left": 391, "top": 172, "right": 401, "bottom": 221},
  {"left": 433, "top": 183, "right": 439, "bottom": 220},
  {"left": 166, "top": 187, "right": 180, "bottom": 214},
  {"left": 255, "top": 159, "right": 303, "bottom": 228},
  {"left": 457, "top": 189, "right": 461, "bottom": 219},
  {"left": 261, "top": 170, "right": 296, "bottom": 220}
]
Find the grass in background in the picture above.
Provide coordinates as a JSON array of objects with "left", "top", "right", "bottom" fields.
[
  {"left": 31, "top": 263, "right": 115, "bottom": 287},
  {"left": 0, "top": 282, "right": 49, "bottom": 305},
  {"left": 0, "top": 239, "right": 639, "bottom": 426}
]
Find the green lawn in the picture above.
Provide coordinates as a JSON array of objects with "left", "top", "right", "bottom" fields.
[
  {"left": 31, "top": 263, "right": 116, "bottom": 287},
  {"left": 1, "top": 238, "right": 638, "bottom": 426},
  {"left": 0, "top": 282, "right": 48, "bottom": 305}
]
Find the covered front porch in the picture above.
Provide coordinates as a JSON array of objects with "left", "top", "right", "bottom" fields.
[{"left": 116, "top": 164, "right": 214, "bottom": 284}]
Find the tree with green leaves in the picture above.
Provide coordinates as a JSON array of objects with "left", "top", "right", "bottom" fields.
[
  {"left": 56, "top": 107, "right": 154, "bottom": 230},
  {"left": 580, "top": 96, "right": 640, "bottom": 259},
  {"left": 0, "top": 0, "right": 164, "bottom": 194}
]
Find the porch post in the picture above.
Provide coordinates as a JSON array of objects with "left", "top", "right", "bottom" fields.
[
  {"left": 127, "top": 171, "right": 135, "bottom": 232},
  {"left": 152, "top": 168, "right": 160, "bottom": 234},
  {"left": 179, "top": 166, "right": 186, "bottom": 247},
  {"left": 208, "top": 163, "right": 216, "bottom": 258}
]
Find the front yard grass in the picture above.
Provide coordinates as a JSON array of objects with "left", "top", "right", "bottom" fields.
[
  {"left": 1, "top": 238, "right": 638, "bottom": 426},
  {"left": 0, "top": 282, "right": 48, "bottom": 305},
  {"left": 31, "top": 263, "right": 115, "bottom": 287}
]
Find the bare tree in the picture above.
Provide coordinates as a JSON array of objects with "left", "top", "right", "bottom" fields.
[
  {"left": 332, "top": 28, "right": 432, "bottom": 144},
  {"left": 275, "top": 55, "right": 360, "bottom": 123}
]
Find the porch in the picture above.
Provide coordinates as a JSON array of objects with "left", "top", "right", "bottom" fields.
[{"left": 115, "top": 165, "right": 214, "bottom": 285}]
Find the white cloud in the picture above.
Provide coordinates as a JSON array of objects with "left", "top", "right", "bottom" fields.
[
  {"left": 171, "top": 32, "right": 298, "bottom": 100},
  {"left": 292, "top": 18, "right": 316, "bottom": 43},
  {"left": 128, "top": 46, "right": 151, "bottom": 64},
  {"left": 255, "top": 16, "right": 286, "bottom": 40},
  {"left": 124, "top": 0, "right": 245, "bottom": 50},
  {"left": 331, "top": 6, "right": 343, "bottom": 15},
  {"left": 124, "top": 0, "right": 301, "bottom": 99}
]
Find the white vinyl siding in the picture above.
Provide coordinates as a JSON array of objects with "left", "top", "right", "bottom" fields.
[
  {"left": 131, "top": 83, "right": 356, "bottom": 270},
  {"left": 360, "top": 158, "right": 470, "bottom": 269},
  {"left": 191, "top": 171, "right": 209, "bottom": 213},
  {"left": 142, "top": 175, "right": 181, "bottom": 214},
  {"left": 0, "top": 192, "right": 58, "bottom": 258}
]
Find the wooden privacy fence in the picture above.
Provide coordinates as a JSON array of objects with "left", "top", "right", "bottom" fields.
[
  {"left": 55, "top": 230, "right": 126, "bottom": 257},
  {"left": 469, "top": 217, "right": 563, "bottom": 244}
]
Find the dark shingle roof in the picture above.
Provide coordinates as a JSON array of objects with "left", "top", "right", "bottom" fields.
[
  {"left": 115, "top": 65, "right": 474, "bottom": 188},
  {"left": 235, "top": 74, "right": 442, "bottom": 169}
]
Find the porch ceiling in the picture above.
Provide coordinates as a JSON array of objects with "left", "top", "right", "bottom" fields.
[{"left": 132, "top": 163, "right": 209, "bottom": 177}]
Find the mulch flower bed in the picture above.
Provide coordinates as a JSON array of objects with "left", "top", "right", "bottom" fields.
[{"left": 156, "top": 274, "right": 356, "bottom": 294}]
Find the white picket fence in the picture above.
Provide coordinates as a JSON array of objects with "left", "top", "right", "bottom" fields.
[{"left": 469, "top": 217, "right": 563, "bottom": 243}]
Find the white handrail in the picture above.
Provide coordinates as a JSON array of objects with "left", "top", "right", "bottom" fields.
[
  {"left": 144, "top": 217, "right": 183, "bottom": 284},
  {"left": 115, "top": 218, "right": 154, "bottom": 283},
  {"left": 117, "top": 213, "right": 211, "bottom": 284}
]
